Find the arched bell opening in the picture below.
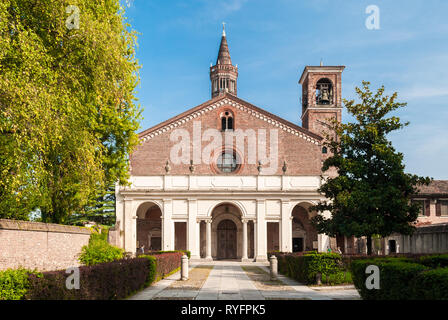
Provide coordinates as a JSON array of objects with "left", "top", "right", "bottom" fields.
[{"left": 315, "top": 78, "right": 334, "bottom": 105}]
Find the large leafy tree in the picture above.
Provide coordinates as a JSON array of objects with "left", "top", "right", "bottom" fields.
[
  {"left": 311, "top": 81, "right": 431, "bottom": 255},
  {"left": 0, "top": 0, "right": 141, "bottom": 223}
]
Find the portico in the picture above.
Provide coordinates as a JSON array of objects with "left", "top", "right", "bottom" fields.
[{"left": 114, "top": 175, "right": 330, "bottom": 262}]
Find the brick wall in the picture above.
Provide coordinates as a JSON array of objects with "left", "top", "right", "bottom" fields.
[
  {"left": 0, "top": 219, "right": 91, "bottom": 271},
  {"left": 131, "top": 96, "right": 324, "bottom": 176}
]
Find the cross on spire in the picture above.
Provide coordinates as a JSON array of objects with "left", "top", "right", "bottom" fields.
[{"left": 222, "top": 22, "right": 226, "bottom": 36}]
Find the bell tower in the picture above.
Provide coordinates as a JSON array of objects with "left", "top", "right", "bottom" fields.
[
  {"left": 299, "top": 65, "right": 345, "bottom": 137},
  {"left": 210, "top": 23, "right": 238, "bottom": 98}
]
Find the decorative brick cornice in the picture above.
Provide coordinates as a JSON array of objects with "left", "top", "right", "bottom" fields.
[{"left": 138, "top": 94, "right": 323, "bottom": 145}]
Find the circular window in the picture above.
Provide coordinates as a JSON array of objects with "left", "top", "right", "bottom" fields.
[{"left": 217, "top": 150, "right": 239, "bottom": 173}]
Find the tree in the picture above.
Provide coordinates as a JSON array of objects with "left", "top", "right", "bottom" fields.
[
  {"left": 311, "top": 81, "right": 431, "bottom": 255},
  {"left": 68, "top": 183, "right": 117, "bottom": 226},
  {"left": 0, "top": 0, "right": 141, "bottom": 223}
]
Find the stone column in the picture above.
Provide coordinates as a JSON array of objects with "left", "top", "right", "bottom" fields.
[
  {"left": 162, "top": 199, "right": 173, "bottom": 251},
  {"left": 254, "top": 220, "right": 258, "bottom": 258},
  {"left": 115, "top": 183, "right": 125, "bottom": 248},
  {"left": 255, "top": 200, "right": 267, "bottom": 261},
  {"left": 124, "top": 199, "right": 136, "bottom": 254},
  {"left": 196, "top": 219, "right": 201, "bottom": 259},
  {"left": 242, "top": 219, "right": 248, "bottom": 261},
  {"left": 188, "top": 199, "right": 200, "bottom": 259},
  {"left": 318, "top": 234, "right": 330, "bottom": 253},
  {"left": 280, "top": 200, "right": 291, "bottom": 252},
  {"left": 206, "top": 219, "right": 212, "bottom": 260}
]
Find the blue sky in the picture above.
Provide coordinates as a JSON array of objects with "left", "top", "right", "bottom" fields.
[{"left": 121, "top": 0, "right": 448, "bottom": 179}]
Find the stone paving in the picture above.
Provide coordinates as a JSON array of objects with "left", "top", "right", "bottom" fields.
[{"left": 128, "top": 261, "right": 361, "bottom": 300}]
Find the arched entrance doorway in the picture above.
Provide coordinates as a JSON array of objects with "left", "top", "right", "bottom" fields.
[
  {"left": 201, "top": 202, "right": 252, "bottom": 260},
  {"left": 291, "top": 203, "right": 318, "bottom": 252},
  {"left": 136, "top": 202, "right": 162, "bottom": 253},
  {"left": 217, "top": 220, "right": 237, "bottom": 259}
]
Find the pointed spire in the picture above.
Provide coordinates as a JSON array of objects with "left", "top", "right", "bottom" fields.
[
  {"left": 216, "top": 24, "right": 232, "bottom": 65},
  {"left": 210, "top": 24, "right": 238, "bottom": 98}
]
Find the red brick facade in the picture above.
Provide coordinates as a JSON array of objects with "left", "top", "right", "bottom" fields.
[{"left": 131, "top": 94, "right": 326, "bottom": 176}]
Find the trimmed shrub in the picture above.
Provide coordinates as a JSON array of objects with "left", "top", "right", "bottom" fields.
[
  {"left": 342, "top": 254, "right": 414, "bottom": 270},
  {"left": 274, "top": 253, "right": 288, "bottom": 275},
  {"left": 79, "top": 232, "right": 124, "bottom": 266},
  {"left": 351, "top": 259, "right": 428, "bottom": 300},
  {"left": 140, "top": 255, "right": 157, "bottom": 286},
  {"left": 418, "top": 254, "right": 448, "bottom": 269},
  {"left": 25, "top": 258, "right": 151, "bottom": 300},
  {"left": 304, "top": 252, "right": 343, "bottom": 278},
  {"left": 0, "top": 268, "right": 41, "bottom": 300},
  {"left": 147, "top": 250, "right": 191, "bottom": 259},
  {"left": 1, "top": 252, "right": 182, "bottom": 300},
  {"left": 322, "top": 271, "right": 352, "bottom": 285},
  {"left": 410, "top": 267, "right": 448, "bottom": 300},
  {"left": 151, "top": 251, "right": 183, "bottom": 281},
  {"left": 272, "top": 252, "right": 346, "bottom": 285}
]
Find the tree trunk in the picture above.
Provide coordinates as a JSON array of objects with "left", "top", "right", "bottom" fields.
[
  {"left": 367, "top": 236, "right": 372, "bottom": 255},
  {"left": 316, "top": 272, "right": 322, "bottom": 285}
]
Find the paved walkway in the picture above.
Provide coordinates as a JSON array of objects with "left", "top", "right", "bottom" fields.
[{"left": 128, "top": 261, "right": 360, "bottom": 300}]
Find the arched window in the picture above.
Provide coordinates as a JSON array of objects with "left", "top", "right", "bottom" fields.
[
  {"left": 227, "top": 117, "right": 233, "bottom": 130},
  {"left": 221, "top": 117, "right": 227, "bottom": 131},
  {"left": 220, "top": 110, "right": 234, "bottom": 131},
  {"left": 322, "top": 147, "right": 328, "bottom": 154}
]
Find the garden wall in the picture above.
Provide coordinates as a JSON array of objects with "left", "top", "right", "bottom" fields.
[
  {"left": 383, "top": 223, "right": 448, "bottom": 255},
  {"left": 0, "top": 219, "right": 91, "bottom": 271}
]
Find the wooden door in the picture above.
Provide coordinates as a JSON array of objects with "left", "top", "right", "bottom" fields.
[
  {"left": 217, "top": 220, "right": 237, "bottom": 259},
  {"left": 151, "top": 237, "right": 161, "bottom": 251},
  {"left": 336, "top": 235, "right": 345, "bottom": 253}
]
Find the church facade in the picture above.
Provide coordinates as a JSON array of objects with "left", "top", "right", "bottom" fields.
[{"left": 113, "top": 28, "right": 348, "bottom": 261}]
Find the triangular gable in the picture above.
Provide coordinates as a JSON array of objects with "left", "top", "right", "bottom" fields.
[{"left": 138, "top": 93, "right": 323, "bottom": 146}]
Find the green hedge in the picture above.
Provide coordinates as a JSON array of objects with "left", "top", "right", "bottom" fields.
[
  {"left": 146, "top": 250, "right": 191, "bottom": 259},
  {"left": 25, "top": 258, "right": 152, "bottom": 300},
  {"left": 350, "top": 256, "right": 448, "bottom": 300},
  {"left": 0, "top": 252, "right": 182, "bottom": 300},
  {"left": 351, "top": 259, "right": 428, "bottom": 300},
  {"left": 140, "top": 255, "right": 157, "bottom": 286},
  {"left": 322, "top": 271, "right": 352, "bottom": 285},
  {"left": 411, "top": 267, "right": 448, "bottom": 300},
  {"left": 150, "top": 251, "right": 183, "bottom": 281},
  {"left": 418, "top": 254, "right": 448, "bottom": 269},
  {"left": 273, "top": 252, "right": 348, "bottom": 285}
]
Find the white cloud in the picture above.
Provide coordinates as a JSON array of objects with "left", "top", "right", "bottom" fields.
[
  {"left": 198, "top": 0, "right": 249, "bottom": 19},
  {"left": 221, "top": 0, "right": 248, "bottom": 13}
]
